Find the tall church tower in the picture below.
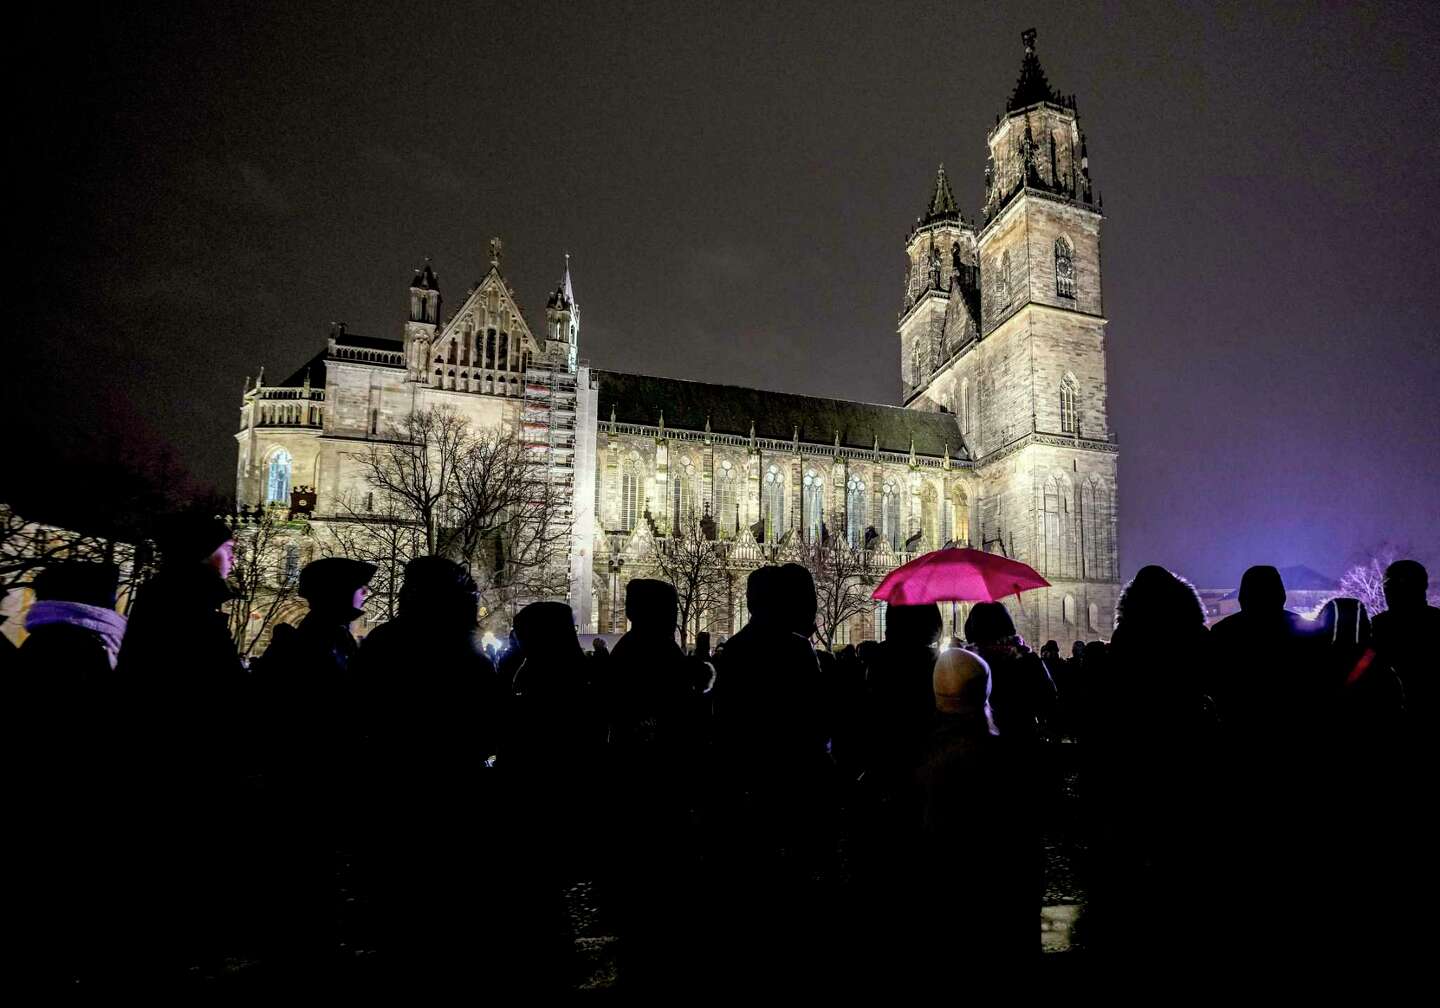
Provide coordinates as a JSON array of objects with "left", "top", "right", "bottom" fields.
[
  {"left": 544, "top": 254, "right": 580, "bottom": 372},
  {"left": 910, "top": 29, "right": 1120, "bottom": 640},
  {"left": 404, "top": 258, "right": 441, "bottom": 382},
  {"left": 899, "top": 166, "right": 980, "bottom": 408}
]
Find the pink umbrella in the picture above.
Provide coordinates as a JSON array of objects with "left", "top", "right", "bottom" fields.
[{"left": 871, "top": 547, "right": 1050, "bottom": 605}]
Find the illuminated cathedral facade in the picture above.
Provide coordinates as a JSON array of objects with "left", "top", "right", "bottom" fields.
[{"left": 236, "top": 30, "right": 1120, "bottom": 644}]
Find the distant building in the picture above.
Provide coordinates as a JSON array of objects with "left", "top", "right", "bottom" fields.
[{"left": 237, "top": 31, "right": 1120, "bottom": 644}]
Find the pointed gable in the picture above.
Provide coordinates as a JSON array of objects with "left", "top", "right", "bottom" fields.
[{"left": 433, "top": 266, "right": 540, "bottom": 359}]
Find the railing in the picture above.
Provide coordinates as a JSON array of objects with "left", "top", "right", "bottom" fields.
[
  {"left": 331, "top": 344, "right": 405, "bottom": 367},
  {"left": 602, "top": 421, "right": 964, "bottom": 469},
  {"left": 251, "top": 387, "right": 325, "bottom": 428}
]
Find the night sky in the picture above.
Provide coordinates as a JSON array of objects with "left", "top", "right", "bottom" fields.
[{"left": 11, "top": 1, "right": 1439, "bottom": 587}]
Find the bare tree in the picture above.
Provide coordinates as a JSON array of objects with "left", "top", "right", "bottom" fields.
[
  {"left": 797, "top": 534, "right": 881, "bottom": 650},
  {"left": 1338, "top": 543, "right": 1440, "bottom": 616},
  {"left": 0, "top": 502, "right": 158, "bottom": 616},
  {"left": 227, "top": 509, "right": 310, "bottom": 657},
  {"left": 344, "top": 409, "right": 572, "bottom": 626},
  {"left": 649, "top": 518, "right": 733, "bottom": 649},
  {"left": 327, "top": 490, "right": 424, "bottom": 623},
  {"left": 347, "top": 405, "right": 471, "bottom": 556}
]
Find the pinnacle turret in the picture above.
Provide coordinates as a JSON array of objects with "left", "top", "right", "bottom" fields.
[
  {"left": 926, "top": 165, "right": 958, "bottom": 219},
  {"left": 410, "top": 257, "right": 439, "bottom": 292}
]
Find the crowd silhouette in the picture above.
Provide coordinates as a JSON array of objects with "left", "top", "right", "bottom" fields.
[{"left": 7, "top": 525, "right": 1437, "bottom": 990}]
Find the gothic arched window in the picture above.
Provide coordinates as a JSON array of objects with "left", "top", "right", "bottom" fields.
[
  {"left": 265, "top": 448, "right": 292, "bottom": 505},
  {"left": 909, "top": 342, "right": 923, "bottom": 388},
  {"left": 621, "top": 459, "right": 639, "bottom": 531},
  {"left": 960, "top": 378, "right": 971, "bottom": 436},
  {"left": 882, "top": 481, "right": 901, "bottom": 550},
  {"left": 802, "top": 470, "right": 824, "bottom": 543},
  {"left": 920, "top": 485, "right": 939, "bottom": 551},
  {"left": 716, "top": 459, "right": 738, "bottom": 536},
  {"left": 846, "top": 475, "right": 867, "bottom": 546},
  {"left": 947, "top": 487, "right": 970, "bottom": 546},
  {"left": 1055, "top": 236, "right": 1076, "bottom": 298},
  {"left": 672, "top": 457, "right": 698, "bottom": 531},
  {"left": 993, "top": 249, "right": 1011, "bottom": 307},
  {"left": 763, "top": 464, "right": 786, "bottom": 538},
  {"left": 1060, "top": 375, "right": 1079, "bottom": 434},
  {"left": 485, "top": 329, "right": 496, "bottom": 369}
]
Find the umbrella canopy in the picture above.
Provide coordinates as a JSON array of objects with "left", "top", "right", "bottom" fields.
[{"left": 871, "top": 547, "right": 1050, "bottom": 605}]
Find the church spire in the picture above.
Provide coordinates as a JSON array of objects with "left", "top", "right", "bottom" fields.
[
  {"left": 545, "top": 253, "right": 580, "bottom": 371},
  {"left": 1007, "top": 28, "right": 1060, "bottom": 111},
  {"left": 925, "top": 165, "right": 958, "bottom": 221}
]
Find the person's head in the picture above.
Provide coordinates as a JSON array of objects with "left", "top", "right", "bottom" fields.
[
  {"left": 1317, "top": 596, "right": 1370, "bottom": 648},
  {"left": 1382, "top": 559, "right": 1428, "bottom": 612},
  {"left": 1237, "top": 565, "right": 1286, "bottom": 614},
  {"left": 1071, "top": 640, "right": 1086, "bottom": 660},
  {"left": 32, "top": 561, "right": 121, "bottom": 610},
  {"left": 694, "top": 630, "right": 711, "bottom": 659},
  {"left": 397, "top": 556, "right": 479, "bottom": 628},
  {"left": 1115, "top": 565, "right": 1205, "bottom": 640},
  {"left": 513, "top": 601, "right": 583, "bottom": 665},
  {"left": 625, "top": 578, "right": 678, "bottom": 635},
  {"left": 886, "top": 603, "right": 944, "bottom": 649},
  {"left": 777, "top": 563, "right": 819, "bottom": 637},
  {"left": 933, "top": 647, "right": 995, "bottom": 730},
  {"left": 745, "top": 566, "right": 786, "bottom": 626},
  {"left": 298, "top": 557, "right": 377, "bottom": 622},
  {"left": 1041, "top": 639, "right": 1060, "bottom": 660},
  {"left": 592, "top": 638, "right": 610, "bottom": 656},
  {"left": 162, "top": 514, "right": 235, "bottom": 577},
  {"left": 964, "top": 601, "right": 1016, "bottom": 647}
]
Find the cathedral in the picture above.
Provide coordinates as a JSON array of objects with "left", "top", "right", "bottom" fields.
[{"left": 235, "top": 30, "right": 1120, "bottom": 645}]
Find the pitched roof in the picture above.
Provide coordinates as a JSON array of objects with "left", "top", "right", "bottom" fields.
[
  {"left": 593, "top": 369, "right": 968, "bottom": 459},
  {"left": 277, "top": 349, "right": 328, "bottom": 388},
  {"left": 335, "top": 333, "right": 402, "bottom": 352}
]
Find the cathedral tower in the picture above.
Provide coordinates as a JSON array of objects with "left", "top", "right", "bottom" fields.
[
  {"left": 404, "top": 258, "right": 441, "bottom": 382},
  {"left": 912, "top": 28, "right": 1120, "bottom": 641},
  {"left": 899, "top": 166, "right": 980, "bottom": 407}
]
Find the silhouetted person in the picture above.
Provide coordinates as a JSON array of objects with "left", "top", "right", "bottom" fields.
[
  {"left": 591, "top": 635, "right": 611, "bottom": 661},
  {"left": 604, "top": 579, "right": 701, "bottom": 990},
  {"left": 352, "top": 556, "right": 503, "bottom": 989},
  {"left": 861, "top": 603, "right": 943, "bottom": 800},
  {"left": 1366, "top": 560, "right": 1438, "bottom": 963},
  {"left": 1371, "top": 558, "right": 1440, "bottom": 742},
  {"left": 115, "top": 513, "right": 249, "bottom": 981},
  {"left": 710, "top": 564, "right": 832, "bottom": 989},
  {"left": 14, "top": 561, "right": 129, "bottom": 985},
  {"left": 963, "top": 602, "right": 1055, "bottom": 746},
  {"left": 913, "top": 648, "right": 1036, "bottom": 977},
  {"left": 254, "top": 557, "right": 376, "bottom": 983},
  {"left": 500, "top": 600, "right": 596, "bottom": 989},
  {"left": 1208, "top": 564, "right": 1313, "bottom": 745},
  {"left": 851, "top": 603, "right": 943, "bottom": 977},
  {"left": 1081, "top": 565, "right": 1222, "bottom": 964}
]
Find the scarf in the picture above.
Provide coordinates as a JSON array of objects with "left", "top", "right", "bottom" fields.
[{"left": 25, "top": 600, "right": 129, "bottom": 669}]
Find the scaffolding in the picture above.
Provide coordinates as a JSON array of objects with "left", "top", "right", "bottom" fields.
[{"left": 522, "top": 364, "right": 578, "bottom": 592}]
